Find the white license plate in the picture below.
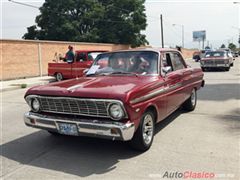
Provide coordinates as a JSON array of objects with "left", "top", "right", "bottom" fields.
[{"left": 58, "top": 123, "right": 78, "bottom": 136}]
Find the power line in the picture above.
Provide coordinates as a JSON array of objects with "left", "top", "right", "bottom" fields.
[{"left": 8, "top": 0, "right": 40, "bottom": 9}]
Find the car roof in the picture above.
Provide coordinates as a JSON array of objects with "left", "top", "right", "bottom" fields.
[
  {"left": 100, "top": 48, "right": 180, "bottom": 54},
  {"left": 75, "top": 50, "right": 107, "bottom": 53}
]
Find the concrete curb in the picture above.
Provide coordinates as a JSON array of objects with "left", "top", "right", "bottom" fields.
[
  {"left": 1, "top": 81, "right": 52, "bottom": 92},
  {"left": 1, "top": 77, "right": 56, "bottom": 92}
]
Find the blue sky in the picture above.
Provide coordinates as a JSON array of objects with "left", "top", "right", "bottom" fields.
[{"left": 1, "top": 0, "right": 239, "bottom": 49}]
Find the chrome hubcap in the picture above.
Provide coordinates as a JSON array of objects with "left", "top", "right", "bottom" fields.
[
  {"left": 191, "top": 90, "right": 196, "bottom": 106},
  {"left": 142, "top": 114, "right": 154, "bottom": 145},
  {"left": 57, "top": 73, "right": 62, "bottom": 81}
]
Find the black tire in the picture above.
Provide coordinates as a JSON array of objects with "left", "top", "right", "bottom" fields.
[
  {"left": 47, "top": 130, "right": 61, "bottom": 136},
  {"left": 230, "top": 63, "right": 233, "bottom": 67},
  {"left": 129, "top": 111, "right": 155, "bottom": 151},
  {"left": 201, "top": 67, "right": 206, "bottom": 72},
  {"left": 225, "top": 67, "right": 230, "bottom": 71},
  {"left": 55, "top": 72, "right": 63, "bottom": 81},
  {"left": 182, "top": 89, "right": 197, "bottom": 111}
]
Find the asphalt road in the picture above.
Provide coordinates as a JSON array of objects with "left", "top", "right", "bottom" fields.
[{"left": 1, "top": 59, "right": 240, "bottom": 180}]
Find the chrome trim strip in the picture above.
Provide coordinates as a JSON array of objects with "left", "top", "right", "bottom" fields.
[
  {"left": 130, "top": 83, "right": 182, "bottom": 104},
  {"left": 24, "top": 112, "right": 135, "bottom": 141},
  {"left": 67, "top": 84, "right": 83, "bottom": 91},
  {"left": 48, "top": 67, "right": 86, "bottom": 70},
  {"left": 25, "top": 95, "right": 128, "bottom": 120}
]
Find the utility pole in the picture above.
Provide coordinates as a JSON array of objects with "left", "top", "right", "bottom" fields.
[
  {"left": 202, "top": 36, "right": 205, "bottom": 49},
  {"left": 182, "top": 25, "right": 184, "bottom": 48},
  {"left": 160, "top": 14, "right": 164, "bottom": 48}
]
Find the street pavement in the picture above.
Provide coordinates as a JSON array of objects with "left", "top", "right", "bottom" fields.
[{"left": 0, "top": 58, "right": 239, "bottom": 180}]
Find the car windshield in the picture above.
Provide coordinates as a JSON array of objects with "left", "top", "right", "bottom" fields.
[
  {"left": 86, "top": 51, "right": 159, "bottom": 76},
  {"left": 205, "top": 51, "right": 226, "bottom": 57}
]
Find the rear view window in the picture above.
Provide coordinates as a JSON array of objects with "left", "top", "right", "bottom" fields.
[{"left": 205, "top": 52, "right": 226, "bottom": 57}]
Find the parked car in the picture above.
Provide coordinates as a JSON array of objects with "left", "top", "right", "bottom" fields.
[
  {"left": 24, "top": 48, "right": 204, "bottom": 151},
  {"left": 200, "top": 50, "right": 234, "bottom": 71},
  {"left": 48, "top": 50, "right": 107, "bottom": 81}
]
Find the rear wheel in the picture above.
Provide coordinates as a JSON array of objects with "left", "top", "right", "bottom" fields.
[
  {"left": 129, "top": 111, "right": 155, "bottom": 151},
  {"left": 183, "top": 89, "right": 197, "bottom": 111},
  {"left": 55, "top": 72, "right": 63, "bottom": 81}
]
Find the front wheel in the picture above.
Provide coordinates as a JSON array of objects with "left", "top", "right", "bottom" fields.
[
  {"left": 129, "top": 111, "right": 155, "bottom": 151},
  {"left": 47, "top": 130, "right": 61, "bottom": 136},
  {"left": 182, "top": 89, "right": 197, "bottom": 111},
  {"left": 225, "top": 67, "right": 230, "bottom": 71}
]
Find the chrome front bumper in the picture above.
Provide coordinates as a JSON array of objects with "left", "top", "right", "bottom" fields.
[
  {"left": 24, "top": 112, "right": 135, "bottom": 141},
  {"left": 200, "top": 64, "right": 229, "bottom": 68}
]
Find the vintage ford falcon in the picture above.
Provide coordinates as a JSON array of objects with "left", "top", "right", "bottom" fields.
[
  {"left": 24, "top": 48, "right": 204, "bottom": 151},
  {"left": 200, "top": 50, "right": 234, "bottom": 71}
]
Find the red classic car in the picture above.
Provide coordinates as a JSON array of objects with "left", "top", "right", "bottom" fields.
[
  {"left": 24, "top": 48, "right": 204, "bottom": 151},
  {"left": 48, "top": 50, "right": 107, "bottom": 81}
]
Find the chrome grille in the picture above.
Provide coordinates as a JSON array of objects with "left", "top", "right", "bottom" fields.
[
  {"left": 38, "top": 96, "right": 111, "bottom": 117},
  {"left": 204, "top": 60, "right": 225, "bottom": 65}
]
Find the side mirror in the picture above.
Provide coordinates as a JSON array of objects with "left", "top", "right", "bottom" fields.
[{"left": 162, "top": 66, "right": 172, "bottom": 75}]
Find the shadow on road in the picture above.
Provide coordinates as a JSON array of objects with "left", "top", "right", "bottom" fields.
[
  {"left": 1, "top": 110, "right": 182, "bottom": 177},
  {"left": 214, "top": 108, "right": 240, "bottom": 134},
  {"left": 198, "top": 83, "right": 240, "bottom": 101}
]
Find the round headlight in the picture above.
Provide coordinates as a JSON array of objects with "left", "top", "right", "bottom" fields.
[
  {"left": 31, "top": 98, "right": 40, "bottom": 112},
  {"left": 108, "top": 103, "right": 124, "bottom": 120}
]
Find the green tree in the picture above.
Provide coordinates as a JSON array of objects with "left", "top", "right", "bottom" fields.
[
  {"left": 228, "top": 43, "right": 237, "bottom": 51},
  {"left": 23, "top": 0, "right": 148, "bottom": 47},
  {"left": 220, "top": 44, "right": 226, "bottom": 48}
]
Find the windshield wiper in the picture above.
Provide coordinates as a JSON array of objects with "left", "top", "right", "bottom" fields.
[
  {"left": 86, "top": 73, "right": 97, "bottom": 77},
  {"left": 109, "top": 71, "right": 138, "bottom": 76}
]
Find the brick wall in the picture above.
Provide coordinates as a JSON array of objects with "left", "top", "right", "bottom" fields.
[
  {"left": 181, "top": 48, "right": 197, "bottom": 59},
  {"left": 1, "top": 39, "right": 130, "bottom": 80},
  {"left": 0, "top": 39, "right": 195, "bottom": 80}
]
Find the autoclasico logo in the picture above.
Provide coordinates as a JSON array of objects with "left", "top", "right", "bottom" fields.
[{"left": 162, "top": 171, "right": 215, "bottom": 179}]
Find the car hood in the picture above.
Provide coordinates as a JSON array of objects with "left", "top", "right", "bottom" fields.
[{"left": 25, "top": 76, "right": 161, "bottom": 102}]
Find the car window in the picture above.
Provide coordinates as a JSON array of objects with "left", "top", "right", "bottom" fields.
[
  {"left": 76, "top": 52, "right": 87, "bottom": 62},
  {"left": 88, "top": 52, "right": 103, "bottom": 61},
  {"left": 170, "top": 52, "right": 185, "bottom": 71},
  {"left": 161, "top": 53, "right": 173, "bottom": 71}
]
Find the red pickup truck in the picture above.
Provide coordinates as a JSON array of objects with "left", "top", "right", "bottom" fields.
[{"left": 48, "top": 50, "right": 106, "bottom": 81}]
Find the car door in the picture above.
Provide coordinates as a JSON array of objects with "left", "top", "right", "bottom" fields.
[
  {"left": 72, "top": 52, "right": 91, "bottom": 78},
  {"left": 163, "top": 51, "right": 186, "bottom": 114}
]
